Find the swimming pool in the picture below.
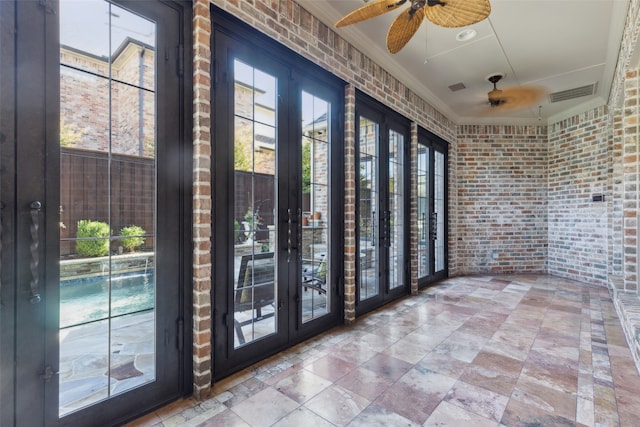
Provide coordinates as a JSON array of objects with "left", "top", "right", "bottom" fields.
[{"left": 60, "top": 272, "right": 155, "bottom": 328}]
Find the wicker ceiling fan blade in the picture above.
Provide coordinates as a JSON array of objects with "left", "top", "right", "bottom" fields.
[
  {"left": 425, "top": 0, "right": 491, "bottom": 28},
  {"left": 386, "top": 7, "right": 425, "bottom": 54},
  {"left": 487, "top": 86, "right": 547, "bottom": 112},
  {"left": 335, "top": 0, "right": 407, "bottom": 28}
]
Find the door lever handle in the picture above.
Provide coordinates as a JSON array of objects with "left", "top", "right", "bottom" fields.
[
  {"left": 29, "top": 201, "right": 42, "bottom": 304},
  {"left": 40, "top": 365, "right": 59, "bottom": 383}
]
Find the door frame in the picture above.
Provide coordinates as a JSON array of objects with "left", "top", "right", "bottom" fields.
[
  {"left": 417, "top": 126, "right": 449, "bottom": 288},
  {"left": 354, "top": 90, "right": 412, "bottom": 316},
  {"left": 1, "top": 0, "right": 19, "bottom": 425},
  {"left": 0, "top": 1, "right": 193, "bottom": 425}
]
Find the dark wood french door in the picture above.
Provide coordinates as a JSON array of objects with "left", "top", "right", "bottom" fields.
[
  {"left": 0, "top": 1, "right": 191, "bottom": 425},
  {"left": 355, "top": 93, "right": 411, "bottom": 315},
  {"left": 211, "top": 9, "right": 344, "bottom": 379},
  {"left": 417, "top": 127, "right": 448, "bottom": 287}
]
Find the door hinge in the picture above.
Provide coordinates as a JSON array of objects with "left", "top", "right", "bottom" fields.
[
  {"left": 177, "top": 318, "right": 184, "bottom": 351},
  {"left": 40, "top": 366, "right": 59, "bottom": 383},
  {"left": 38, "top": 0, "right": 56, "bottom": 14},
  {"left": 177, "top": 44, "right": 184, "bottom": 77}
]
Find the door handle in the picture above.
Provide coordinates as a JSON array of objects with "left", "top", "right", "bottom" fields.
[
  {"left": 29, "top": 201, "right": 42, "bottom": 304},
  {"left": 287, "top": 208, "right": 292, "bottom": 263},
  {"left": 370, "top": 210, "right": 376, "bottom": 246},
  {"left": 40, "top": 365, "right": 59, "bottom": 383},
  {"left": 430, "top": 212, "right": 437, "bottom": 241}
]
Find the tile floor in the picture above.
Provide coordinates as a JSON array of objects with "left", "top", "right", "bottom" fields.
[{"left": 125, "top": 274, "right": 640, "bottom": 426}]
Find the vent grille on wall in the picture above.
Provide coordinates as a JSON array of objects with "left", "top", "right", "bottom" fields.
[{"left": 549, "top": 82, "right": 597, "bottom": 103}]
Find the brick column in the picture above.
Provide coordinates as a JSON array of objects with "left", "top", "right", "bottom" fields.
[
  {"left": 623, "top": 68, "right": 640, "bottom": 292},
  {"left": 610, "top": 108, "right": 624, "bottom": 280},
  {"left": 410, "top": 122, "right": 419, "bottom": 295},
  {"left": 192, "top": 0, "right": 212, "bottom": 400},
  {"left": 344, "top": 84, "right": 356, "bottom": 324}
]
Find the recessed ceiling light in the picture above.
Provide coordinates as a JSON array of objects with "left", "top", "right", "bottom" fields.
[{"left": 456, "top": 29, "right": 477, "bottom": 42}]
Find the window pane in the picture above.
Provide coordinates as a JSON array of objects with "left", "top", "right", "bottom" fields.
[
  {"left": 233, "top": 60, "right": 278, "bottom": 348},
  {"left": 301, "top": 91, "right": 330, "bottom": 322},
  {"left": 417, "top": 145, "right": 430, "bottom": 278},
  {"left": 388, "top": 129, "right": 404, "bottom": 290},
  {"left": 358, "top": 117, "right": 379, "bottom": 301},
  {"left": 59, "top": 0, "right": 157, "bottom": 415},
  {"left": 435, "top": 151, "right": 445, "bottom": 272}
]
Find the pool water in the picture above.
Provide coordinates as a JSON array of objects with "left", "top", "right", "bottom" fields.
[{"left": 60, "top": 272, "right": 155, "bottom": 328}]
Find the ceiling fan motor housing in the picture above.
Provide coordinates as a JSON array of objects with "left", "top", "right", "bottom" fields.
[
  {"left": 487, "top": 74, "right": 506, "bottom": 106},
  {"left": 488, "top": 89, "right": 505, "bottom": 106}
]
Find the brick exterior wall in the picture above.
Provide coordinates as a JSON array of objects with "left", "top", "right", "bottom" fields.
[
  {"left": 548, "top": 108, "right": 610, "bottom": 285},
  {"left": 456, "top": 125, "right": 548, "bottom": 274},
  {"left": 60, "top": 45, "right": 155, "bottom": 157},
  {"left": 188, "top": 0, "right": 640, "bottom": 396}
]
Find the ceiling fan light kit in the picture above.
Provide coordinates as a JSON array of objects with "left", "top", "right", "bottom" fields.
[
  {"left": 456, "top": 28, "right": 477, "bottom": 42},
  {"left": 335, "top": 0, "right": 492, "bottom": 53}
]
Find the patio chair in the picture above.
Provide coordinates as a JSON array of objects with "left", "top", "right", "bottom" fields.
[
  {"left": 234, "top": 252, "right": 275, "bottom": 344},
  {"left": 302, "top": 253, "right": 327, "bottom": 295}
]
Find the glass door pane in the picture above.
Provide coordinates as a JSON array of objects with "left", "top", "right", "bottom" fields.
[
  {"left": 233, "top": 59, "right": 278, "bottom": 348},
  {"left": 358, "top": 117, "right": 379, "bottom": 301},
  {"left": 435, "top": 151, "right": 446, "bottom": 273},
  {"left": 388, "top": 129, "right": 404, "bottom": 290},
  {"left": 417, "top": 145, "right": 430, "bottom": 278},
  {"left": 59, "top": 0, "right": 157, "bottom": 415},
  {"left": 300, "top": 92, "right": 330, "bottom": 322}
]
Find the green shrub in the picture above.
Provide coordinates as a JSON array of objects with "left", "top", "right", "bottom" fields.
[
  {"left": 120, "top": 225, "right": 146, "bottom": 252},
  {"left": 76, "top": 220, "right": 110, "bottom": 257}
]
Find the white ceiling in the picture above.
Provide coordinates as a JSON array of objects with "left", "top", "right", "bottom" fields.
[{"left": 297, "top": 0, "right": 631, "bottom": 125}]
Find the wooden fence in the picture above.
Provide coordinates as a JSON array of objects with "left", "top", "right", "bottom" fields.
[
  {"left": 60, "top": 149, "right": 277, "bottom": 256},
  {"left": 60, "top": 148, "right": 154, "bottom": 256}
]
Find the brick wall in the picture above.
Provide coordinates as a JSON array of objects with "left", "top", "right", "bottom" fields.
[
  {"left": 548, "top": 107, "right": 610, "bottom": 286},
  {"left": 456, "top": 125, "right": 548, "bottom": 274},
  {"left": 60, "top": 44, "right": 155, "bottom": 157}
]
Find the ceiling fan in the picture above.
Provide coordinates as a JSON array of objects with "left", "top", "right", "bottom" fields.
[
  {"left": 335, "top": 0, "right": 492, "bottom": 54},
  {"left": 484, "top": 74, "right": 546, "bottom": 113}
]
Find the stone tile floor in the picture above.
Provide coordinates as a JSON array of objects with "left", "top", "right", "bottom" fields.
[{"left": 125, "top": 274, "right": 640, "bottom": 426}]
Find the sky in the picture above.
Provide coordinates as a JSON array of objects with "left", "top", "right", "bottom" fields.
[{"left": 60, "top": 0, "right": 155, "bottom": 57}]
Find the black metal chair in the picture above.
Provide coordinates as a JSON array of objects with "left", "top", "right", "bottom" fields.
[
  {"left": 302, "top": 253, "right": 327, "bottom": 295},
  {"left": 234, "top": 252, "right": 275, "bottom": 344}
]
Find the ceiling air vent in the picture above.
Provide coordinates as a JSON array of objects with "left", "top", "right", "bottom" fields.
[
  {"left": 549, "top": 82, "right": 597, "bottom": 103},
  {"left": 448, "top": 82, "right": 466, "bottom": 92}
]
